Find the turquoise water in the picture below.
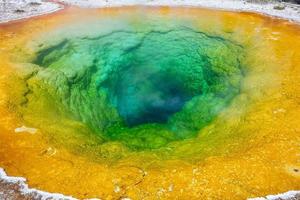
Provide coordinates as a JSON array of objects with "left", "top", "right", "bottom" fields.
[{"left": 31, "top": 22, "right": 245, "bottom": 150}]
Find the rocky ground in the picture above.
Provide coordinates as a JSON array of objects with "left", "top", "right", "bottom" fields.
[
  {"left": 0, "top": 180, "right": 40, "bottom": 200},
  {"left": 0, "top": 168, "right": 76, "bottom": 200},
  {"left": 0, "top": 0, "right": 62, "bottom": 23}
]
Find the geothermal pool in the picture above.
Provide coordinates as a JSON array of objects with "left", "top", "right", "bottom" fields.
[{"left": 0, "top": 6, "right": 299, "bottom": 199}]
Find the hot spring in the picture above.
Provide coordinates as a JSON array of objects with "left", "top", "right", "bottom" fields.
[{"left": 0, "top": 6, "right": 299, "bottom": 199}]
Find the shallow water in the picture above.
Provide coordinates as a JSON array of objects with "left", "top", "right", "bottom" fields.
[{"left": 0, "top": 6, "right": 299, "bottom": 199}]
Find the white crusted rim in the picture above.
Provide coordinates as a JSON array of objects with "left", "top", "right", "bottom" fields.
[
  {"left": 0, "top": 0, "right": 300, "bottom": 24},
  {"left": 248, "top": 191, "right": 300, "bottom": 200},
  {"left": 0, "top": 167, "right": 299, "bottom": 200},
  {"left": 58, "top": 0, "right": 300, "bottom": 23}
]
